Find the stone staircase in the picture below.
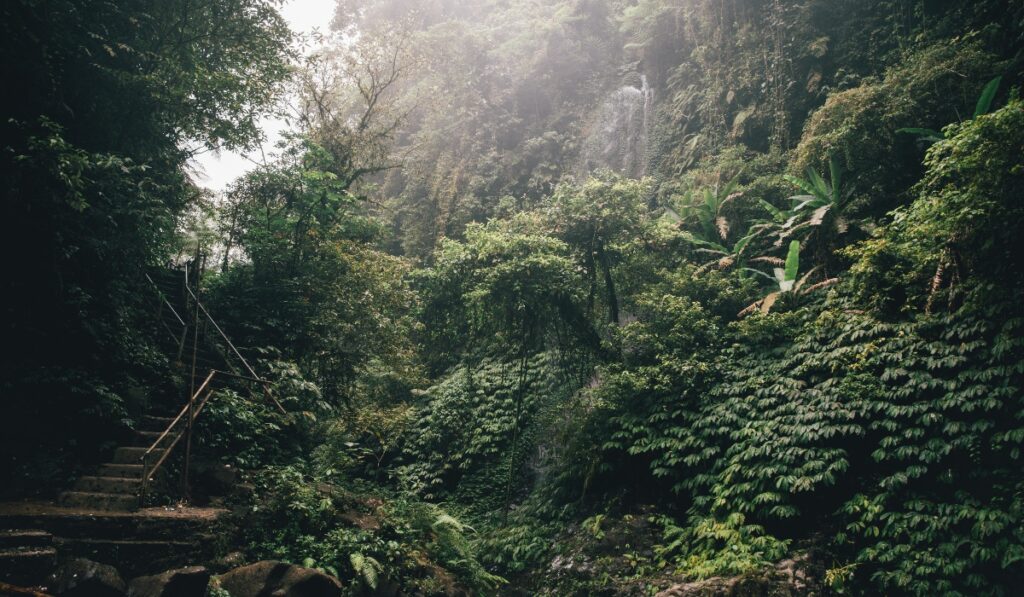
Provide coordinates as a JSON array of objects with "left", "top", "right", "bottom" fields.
[
  {"left": 52, "top": 266, "right": 237, "bottom": 514},
  {"left": 0, "top": 529, "right": 56, "bottom": 587},
  {"left": 58, "top": 415, "right": 176, "bottom": 512},
  {"left": 0, "top": 501, "right": 224, "bottom": 585},
  {"left": 0, "top": 264, "right": 262, "bottom": 588}
]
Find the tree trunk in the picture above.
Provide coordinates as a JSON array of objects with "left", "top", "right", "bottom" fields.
[{"left": 597, "top": 241, "right": 619, "bottom": 325}]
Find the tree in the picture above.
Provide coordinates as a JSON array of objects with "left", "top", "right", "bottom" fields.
[
  {"left": 214, "top": 138, "right": 420, "bottom": 407},
  {"left": 546, "top": 174, "right": 654, "bottom": 326},
  {"left": 294, "top": 27, "right": 413, "bottom": 192}
]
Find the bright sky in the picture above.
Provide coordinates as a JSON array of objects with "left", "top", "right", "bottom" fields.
[{"left": 190, "top": 0, "right": 336, "bottom": 192}]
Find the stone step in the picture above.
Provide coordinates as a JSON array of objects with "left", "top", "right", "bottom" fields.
[
  {"left": 0, "top": 529, "right": 51, "bottom": 549},
  {"left": 58, "top": 491, "right": 138, "bottom": 512},
  {"left": 133, "top": 430, "right": 174, "bottom": 448},
  {"left": 0, "top": 546, "right": 58, "bottom": 585},
  {"left": 72, "top": 476, "right": 141, "bottom": 495},
  {"left": 112, "top": 447, "right": 149, "bottom": 464},
  {"left": 97, "top": 464, "right": 144, "bottom": 479},
  {"left": 0, "top": 507, "right": 220, "bottom": 544},
  {"left": 56, "top": 538, "right": 204, "bottom": 577},
  {"left": 138, "top": 415, "right": 176, "bottom": 432}
]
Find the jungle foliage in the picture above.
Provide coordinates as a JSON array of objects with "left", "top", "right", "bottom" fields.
[
  {"left": 5, "top": 0, "right": 1024, "bottom": 595},
  {"left": 1, "top": 0, "right": 293, "bottom": 493}
]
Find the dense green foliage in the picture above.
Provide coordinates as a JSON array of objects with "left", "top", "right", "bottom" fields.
[
  {"left": 1, "top": 0, "right": 292, "bottom": 493},
  {"left": 5, "top": 0, "right": 1024, "bottom": 595}
]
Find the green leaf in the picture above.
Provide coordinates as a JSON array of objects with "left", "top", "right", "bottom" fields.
[
  {"left": 661, "top": 206, "right": 683, "bottom": 223},
  {"left": 806, "top": 167, "right": 830, "bottom": 199},
  {"left": 719, "top": 170, "right": 743, "bottom": 202},
  {"left": 829, "top": 157, "right": 842, "bottom": 203},
  {"left": 681, "top": 231, "right": 727, "bottom": 252},
  {"left": 759, "top": 199, "right": 785, "bottom": 223},
  {"left": 703, "top": 188, "right": 716, "bottom": 211},
  {"left": 733, "top": 231, "right": 756, "bottom": 256},
  {"left": 896, "top": 127, "right": 944, "bottom": 142},
  {"left": 973, "top": 76, "right": 1002, "bottom": 118},
  {"left": 784, "top": 240, "right": 800, "bottom": 284},
  {"left": 784, "top": 174, "right": 818, "bottom": 199}
]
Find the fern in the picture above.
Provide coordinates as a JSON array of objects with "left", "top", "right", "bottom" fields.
[{"left": 350, "top": 552, "right": 383, "bottom": 590}]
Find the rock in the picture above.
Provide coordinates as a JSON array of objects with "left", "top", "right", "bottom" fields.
[
  {"left": 128, "top": 566, "right": 210, "bottom": 597},
  {"left": 52, "top": 557, "right": 126, "bottom": 597},
  {"left": 194, "top": 463, "right": 238, "bottom": 495},
  {"left": 655, "top": 555, "right": 820, "bottom": 596},
  {"left": 548, "top": 553, "right": 593, "bottom": 576},
  {"left": 211, "top": 551, "right": 246, "bottom": 573},
  {"left": 655, "top": 576, "right": 744, "bottom": 596},
  {"left": 217, "top": 561, "right": 342, "bottom": 597}
]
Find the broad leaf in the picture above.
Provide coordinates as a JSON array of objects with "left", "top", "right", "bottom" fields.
[
  {"left": 660, "top": 206, "right": 683, "bottom": 223},
  {"left": 784, "top": 240, "right": 800, "bottom": 283},
  {"left": 829, "top": 157, "right": 842, "bottom": 203},
  {"left": 681, "top": 232, "right": 728, "bottom": 252},
  {"left": 759, "top": 199, "right": 785, "bottom": 223},
  {"left": 806, "top": 167, "right": 830, "bottom": 199},
  {"left": 974, "top": 76, "right": 1002, "bottom": 118},
  {"left": 783, "top": 174, "right": 819, "bottom": 199},
  {"left": 896, "top": 127, "right": 944, "bottom": 142},
  {"left": 790, "top": 195, "right": 823, "bottom": 212},
  {"left": 733, "top": 231, "right": 757, "bottom": 256}
]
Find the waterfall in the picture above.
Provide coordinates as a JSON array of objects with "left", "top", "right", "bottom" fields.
[{"left": 580, "top": 75, "right": 652, "bottom": 179}]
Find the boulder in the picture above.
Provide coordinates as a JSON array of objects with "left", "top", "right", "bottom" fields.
[
  {"left": 191, "top": 462, "right": 239, "bottom": 505},
  {"left": 217, "top": 561, "right": 342, "bottom": 597},
  {"left": 211, "top": 551, "right": 246, "bottom": 573},
  {"left": 53, "top": 558, "right": 126, "bottom": 597},
  {"left": 128, "top": 566, "right": 210, "bottom": 597}
]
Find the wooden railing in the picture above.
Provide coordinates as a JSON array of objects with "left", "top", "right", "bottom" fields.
[
  {"left": 183, "top": 267, "right": 284, "bottom": 414},
  {"left": 145, "top": 272, "right": 189, "bottom": 359},
  {"left": 140, "top": 255, "right": 285, "bottom": 505},
  {"left": 138, "top": 368, "right": 279, "bottom": 503},
  {"left": 139, "top": 370, "right": 215, "bottom": 503}
]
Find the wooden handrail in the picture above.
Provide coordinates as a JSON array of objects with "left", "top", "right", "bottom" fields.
[
  {"left": 139, "top": 262, "right": 288, "bottom": 506},
  {"left": 144, "top": 388, "right": 215, "bottom": 475},
  {"left": 142, "top": 370, "right": 216, "bottom": 460},
  {"left": 144, "top": 273, "right": 187, "bottom": 328},
  {"left": 183, "top": 268, "right": 286, "bottom": 414},
  {"left": 145, "top": 272, "right": 189, "bottom": 357},
  {"left": 140, "top": 368, "right": 218, "bottom": 502},
  {"left": 138, "top": 366, "right": 285, "bottom": 503}
]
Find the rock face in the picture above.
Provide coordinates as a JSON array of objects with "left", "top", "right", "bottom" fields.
[
  {"left": 217, "top": 561, "right": 343, "bottom": 597},
  {"left": 128, "top": 566, "right": 210, "bottom": 596},
  {"left": 53, "top": 557, "right": 127, "bottom": 597},
  {"left": 655, "top": 557, "right": 818, "bottom": 597}
]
